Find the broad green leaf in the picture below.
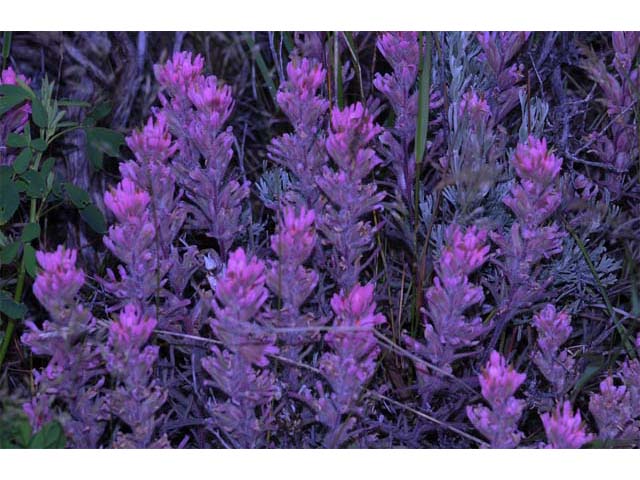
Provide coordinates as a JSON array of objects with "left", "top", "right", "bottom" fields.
[
  {"left": 0, "top": 241, "right": 20, "bottom": 264},
  {"left": 86, "top": 142, "right": 103, "bottom": 170},
  {"left": 31, "top": 98, "right": 48, "bottom": 129},
  {"left": 0, "top": 84, "right": 30, "bottom": 116},
  {"left": 23, "top": 243, "right": 37, "bottom": 278},
  {"left": 21, "top": 170, "right": 45, "bottom": 198},
  {"left": 85, "top": 127, "right": 124, "bottom": 158},
  {"left": 6, "top": 132, "right": 28, "bottom": 148},
  {"left": 88, "top": 101, "right": 112, "bottom": 121},
  {"left": 31, "top": 138, "right": 47, "bottom": 152},
  {"left": 80, "top": 204, "right": 106, "bottom": 234},
  {"left": 40, "top": 157, "right": 55, "bottom": 178},
  {"left": 0, "top": 290, "right": 26, "bottom": 320},
  {"left": 64, "top": 182, "right": 91, "bottom": 208},
  {"left": 20, "top": 222, "right": 40, "bottom": 243},
  {"left": 2, "top": 32, "right": 12, "bottom": 67},
  {"left": 0, "top": 175, "right": 19, "bottom": 224},
  {"left": 12, "top": 148, "right": 32, "bottom": 174},
  {"left": 29, "top": 421, "right": 65, "bottom": 449}
]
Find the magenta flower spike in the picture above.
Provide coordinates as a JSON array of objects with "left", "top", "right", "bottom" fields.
[
  {"left": 541, "top": 401, "right": 593, "bottom": 449},
  {"left": 467, "top": 351, "right": 526, "bottom": 448}
]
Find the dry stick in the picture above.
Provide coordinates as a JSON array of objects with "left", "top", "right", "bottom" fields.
[{"left": 153, "top": 329, "right": 321, "bottom": 375}]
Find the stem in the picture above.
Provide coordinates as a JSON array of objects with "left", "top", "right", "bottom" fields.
[
  {"left": 412, "top": 32, "right": 432, "bottom": 336},
  {"left": 0, "top": 257, "right": 26, "bottom": 368},
  {"left": 0, "top": 151, "right": 42, "bottom": 370}
]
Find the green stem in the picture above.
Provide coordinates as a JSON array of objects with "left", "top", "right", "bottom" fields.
[
  {"left": 0, "top": 257, "right": 26, "bottom": 368},
  {"left": 411, "top": 32, "right": 432, "bottom": 336},
  {"left": 0, "top": 150, "right": 42, "bottom": 370}
]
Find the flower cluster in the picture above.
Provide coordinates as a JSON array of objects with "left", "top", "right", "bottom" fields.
[
  {"left": 266, "top": 205, "right": 322, "bottom": 359},
  {"left": 406, "top": 224, "right": 491, "bottom": 384},
  {"left": 581, "top": 32, "right": 639, "bottom": 195},
  {"left": 541, "top": 401, "right": 593, "bottom": 449},
  {"left": 489, "top": 137, "right": 565, "bottom": 350},
  {"left": 532, "top": 304, "right": 575, "bottom": 394},
  {"left": 374, "top": 32, "right": 420, "bottom": 205},
  {"left": 588, "top": 336, "right": 640, "bottom": 443},
  {"left": 104, "top": 112, "right": 190, "bottom": 323},
  {"left": 317, "top": 102, "right": 385, "bottom": 289},
  {"left": 269, "top": 57, "right": 329, "bottom": 207},
  {"left": 305, "top": 283, "right": 385, "bottom": 447},
  {"left": 466, "top": 351, "right": 526, "bottom": 448},
  {"left": 154, "top": 51, "right": 248, "bottom": 255},
  {"left": 201, "top": 248, "right": 279, "bottom": 447},
  {"left": 104, "top": 304, "right": 168, "bottom": 448},
  {"left": 476, "top": 32, "right": 530, "bottom": 122},
  {"left": 22, "top": 246, "right": 106, "bottom": 447}
]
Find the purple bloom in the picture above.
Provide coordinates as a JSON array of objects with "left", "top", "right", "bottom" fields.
[
  {"left": 266, "top": 205, "right": 321, "bottom": 362},
  {"left": 202, "top": 248, "right": 279, "bottom": 447},
  {"left": 309, "top": 282, "right": 385, "bottom": 447},
  {"left": 512, "top": 137, "right": 562, "bottom": 186},
  {"left": 154, "top": 51, "right": 204, "bottom": 96},
  {"left": 32, "top": 246, "right": 85, "bottom": 315},
  {"left": 270, "top": 205, "right": 317, "bottom": 266},
  {"left": 23, "top": 247, "right": 106, "bottom": 447},
  {"left": 467, "top": 351, "right": 526, "bottom": 448},
  {"left": 126, "top": 113, "right": 178, "bottom": 164},
  {"left": 104, "top": 304, "right": 168, "bottom": 448},
  {"left": 154, "top": 52, "right": 248, "bottom": 254},
  {"left": 317, "top": 102, "right": 385, "bottom": 288},
  {"left": 269, "top": 57, "right": 329, "bottom": 207},
  {"left": 532, "top": 304, "right": 574, "bottom": 393},
  {"left": 541, "top": 401, "right": 593, "bottom": 449},
  {"left": 406, "top": 224, "right": 491, "bottom": 375}
]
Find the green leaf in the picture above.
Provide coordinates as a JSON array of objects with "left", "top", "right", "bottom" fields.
[
  {"left": 2, "top": 32, "right": 12, "bottom": 68},
  {"left": 88, "top": 101, "right": 112, "bottom": 121},
  {"left": 12, "top": 148, "right": 32, "bottom": 174},
  {"left": 40, "top": 157, "right": 55, "bottom": 178},
  {"left": 16, "top": 418, "right": 32, "bottom": 448},
  {"left": 244, "top": 34, "right": 278, "bottom": 107},
  {"left": 0, "top": 241, "right": 20, "bottom": 264},
  {"left": 86, "top": 143, "right": 103, "bottom": 170},
  {"left": 0, "top": 290, "right": 26, "bottom": 320},
  {"left": 21, "top": 222, "right": 40, "bottom": 243},
  {"left": 64, "top": 182, "right": 91, "bottom": 209},
  {"left": 414, "top": 32, "right": 432, "bottom": 167},
  {"left": 0, "top": 174, "right": 19, "bottom": 224},
  {"left": 85, "top": 127, "right": 124, "bottom": 158},
  {"left": 0, "top": 84, "right": 30, "bottom": 116},
  {"left": 23, "top": 243, "right": 37, "bottom": 278},
  {"left": 6, "top": 132, "right": 28, "bottom": 148},
  {"left": 29, "top": 421, "right": 66, "bottom": 449},
  {"left": 21, "top": 170, "right": 45, "bottom": 198},
  {"left": 31, "top": 98, "right": 48, "bottom": 129},
  {"left": 0, "top": 165, "right": 11, "bottom": 180},
  {"left": 80, "top": 204, "right": 106, "bottom": 234},
  {"left": 31, "top": 138, "right": 47, "bottom": 152}
]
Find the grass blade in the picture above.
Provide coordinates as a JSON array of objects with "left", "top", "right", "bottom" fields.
[
  {"left": 244, "top": 33, "right": 278, "bottom": 107},
  {"left": 2, "top": 32, "right": 11, "bottom": 70}
]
